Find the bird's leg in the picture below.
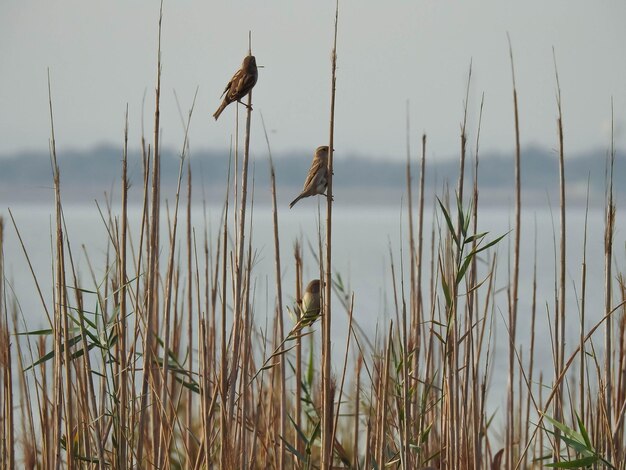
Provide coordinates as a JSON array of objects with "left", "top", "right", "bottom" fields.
[
  {"left": 324, "top": 193, "right": 335, "bottom": 202},
  {"left": 237, "top": 100, "right": 253, "bottom": 111}
]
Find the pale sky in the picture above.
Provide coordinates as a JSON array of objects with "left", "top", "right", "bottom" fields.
[{"left": 1, "top": 1, "right": 625, "bottom": 160}]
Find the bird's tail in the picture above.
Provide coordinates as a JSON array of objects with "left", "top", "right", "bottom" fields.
[
  {"left": 289, "top": 194, "right": 303, "bottom": 209},
  {"left": 213, "top": 100, "right": 227, "bottom": 120}
]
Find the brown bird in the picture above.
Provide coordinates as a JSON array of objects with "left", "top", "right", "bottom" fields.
[
  {"left": 299, "top": 279, "right": 321, "bottom": 327},
  {"left": 213, "top": 55, "right": 258, "bottom": 120},
  {"left": 289, "top": 146, "right": 330, "bottom": 208}
]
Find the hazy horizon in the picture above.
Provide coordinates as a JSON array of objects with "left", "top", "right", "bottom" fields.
[{"left": 1, "top": 142, "right": 622, "bottom": 207}]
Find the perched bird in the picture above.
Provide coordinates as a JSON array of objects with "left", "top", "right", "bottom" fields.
[
  {"left": 252, "top": 278, "right": 322, "bottom": 381},
  {"left": 213, "top": 55, "right": 258, "bottom": 120},
  {"left": 299, "top": 279, "right": 321, "bottom": 327},
  {"left": 289, "top": 146, "right": 330, "bottom": 208}
]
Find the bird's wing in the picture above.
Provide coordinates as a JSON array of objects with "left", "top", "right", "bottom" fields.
[
  {"left": 301, "top": 156, "right": 327, "bottom": 192},
  {"left": 221, "top": 68, "right": 243, "bottom": 98},
  {"left": 231, "top": 71, "right": 257, "bottom": 100}
]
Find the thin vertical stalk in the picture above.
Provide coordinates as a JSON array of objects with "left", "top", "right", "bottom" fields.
[
  {"left": 262, "top": 115, "right": 286, "bottom": 469},
  {"left": 404, "top": 102, "right": 414, "bottom": 470},
  {"left": 523, "top": 218, "right": 538, "bottom": 455},
  {"left": 185, "top": 160, "right": 193, "bottom": 466},
  {"left": 507, "top": 35, "right": 522, "bottom": 469},
  {"left": 132, "top": 133, "right": 150, "bottom": 468},
  {"left": 157, "top": 90, "right": 196, "bottom": 466},
  {"left": 469, "top": 92, "right": 484, "bottom": 470},
  {"left": 322, "top": 2, "right": 339, "bottom": 468},
  {"left": 603, "top": 100, "right": 616, "bottom": 458},
  {"left": 240, "top": 187, "right": 256, "bottom": 469},
  {"left": 415, "top": 134, "right": 426, "bottom": 440},
  {"left": 331, "top": 295, "right": 355, "bottom": 455},
  {"left": 229, "top": 41, "right": 255, "bottom": 435},
  {"left": 0, "top": 219, "right": 14, "bottom": 470},
  {"left": 456, "top": 63, "right": 471, "bottom": 469},
  {"left": 117, "top": 105, "right": 130, "bottom": 470},
  {"left": 139, "top": 3, "right": 164, "bottom": 464},
  {"left": 219, "top": 164, "right": 230, "bottom": 469},
  {"left": 62, "top": 215, "right": 104, "bottom": 469},
  {"left": 554, "top": 51, "right": 567, "bottom": 439},
  {"left": 47, "top": 69, "right": 74, "bottom": 470},
  {"left": 294, "top": 241, "right": 303, "bottom": 459},
  {"left": 377, "top": 324, "right": 393, "bottom": 469},
  {"left": 458, "top": 61, "right": 471, "bottom": 206},
  {"left": 353, "top": 354, "right": 362, "bottom": 469},
  {"left": 579, "top": 178, "right": 590, "bottom": 420}
]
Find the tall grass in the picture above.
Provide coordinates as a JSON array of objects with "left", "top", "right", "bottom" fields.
[{"left": 1, "top": 9, "right": 626, "bottom": 470}]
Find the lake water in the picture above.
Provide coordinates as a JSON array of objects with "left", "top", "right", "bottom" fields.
[{"left": 2, "top": 201, "right": 624, "bottom": 421}]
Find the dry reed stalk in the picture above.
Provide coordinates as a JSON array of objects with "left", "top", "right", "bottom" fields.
[
  {"left": 456, "top": 65, "right": 471, "bottom": 468},
  {"left": 11, "top": 301, "right": 37, "bottom": 470},
  {"left": 46, "top": 68, "right": 76, "bottom": 470},
  {"left": 148, "top": 4, "right": 164, "bottom": 458},
  {"left": 0, "top": 218, "right": 15, "bottom": 470},
  {"left": 195, "top": 229, "right": 209, "bottom": 469},
  {"left": 371, "top": 342, "right": 382, "bottom": 466},
  {"left": 523, "top": 219, "right": 538, "bottom": 456},
  {"left": 237, "top": 200, "right": 255, "bottom": 469},
  {"left": 458, "top": 61, "right": 471, "bottom": 206},
  {"left": 414, "top": 134, "right": 427, "bottom": 451},
  {"left": 331, "top": 294, "right": 355, "bottom": 458},
  {"left": 424, "top": 198, "right": 438, "bottom": 465},
  {"left": 185, "top": 161, "right": 193, "bottom": 467},
  {"left": 322, "top": 2, "right": 339, "bottom": 468},
  {"left": 260, "top": 113, "right": 287, "bottom": 469},
  {"left": 403, "top": 102, "right": 413, "bottom": 470},
  {"left": 379, "top": 325, "right": 393, "bottom": 468},
  {"left": 204, "top": 199, "right": 226, "bottom": 467},
  {"left": 616, "top": 278, "right": 626, "bottom": 463},
  {"left": 479, "top": 255, "right": 498, "bottom": 468},
  {"left": 219, "top": 164, "right": 229, "bottom": 469},
  {"left": 579, "top": 178, "right": 590, "bottom": 423},
  {"left": 206, "top": 201, "right": 218, "bottom": 379},
  {"left": 41, "top": 338, "right": 53, "bottom": 468},
  {"left": 435, "top": 189, "right": 454, "bottom": 467},
  {"left": 128, "top": 135, "right": 151, "bottom": 469},
  {"left": 294, "top": 240, "right": 303, "bottom": 459},
  {"left": 117, "top": 106, "right": 130, "bottom": 469},
  {"left": 553, "top": 53, "right": 567, "bottom": 454},
  {"left": 197, "top": 322, "right": 208, "bottom": 469},
  {"left": 353, "top": 353, "right": 362, "bottom": 469},
  {"left": 603, "top": 101, "right": 616, "bottom": 459},
  {"left": 365, "top": 416, "right": 372, "bottom": 469},
  {"left": 617, "top": 279, "right": 626, "bottom": 463},
  {"left": 157, "top": 88, "right": 197, "bottom": 467},
  {"left": 61, "top": 210, "right": 105, "bottom": 468},
  {"left": 469, "top": 92, "right": 485, "bottom": 469},
  {"left": 136, "top": 4, "right": 164, "bottom": 465},
  {"left": 228, "top": 36, "right": 255, "bottom": 435},
  {"left": 507, "top": 35, "right": 522, "bottom": 470},
  {"left": 35, "top": 337, "right": 50, "bottom": 468}
]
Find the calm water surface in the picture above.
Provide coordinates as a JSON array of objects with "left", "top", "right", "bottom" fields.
[{"left": 2, "top": 201, "right": 624, "bottom": 421}]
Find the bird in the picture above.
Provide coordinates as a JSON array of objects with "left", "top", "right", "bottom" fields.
[
  {"left": 298, "top": 279, "right": 321, "bottom": 327},
  {"left": 289, "top": 146, "right": 330, "bottom": 208},
  {"left": 213, "top": 55, "right": 258, "bottom": 120}
]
